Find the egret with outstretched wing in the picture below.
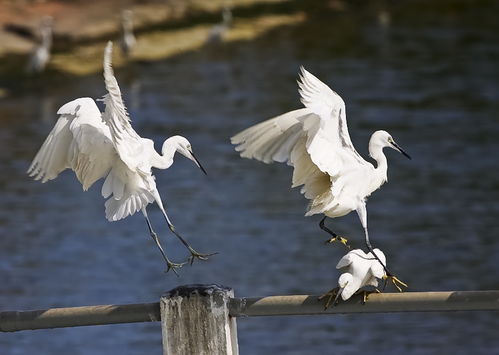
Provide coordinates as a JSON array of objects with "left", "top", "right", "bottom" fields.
[
  {"left": 231, "top": 67, "right": 410, "bottom": 287},
  {"left": 28, "top": 42, "right": 213, "bottom": 274}
]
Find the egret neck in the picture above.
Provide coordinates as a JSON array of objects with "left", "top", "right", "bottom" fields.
[
  {"left": 368, "top": 133, "right": 389, "bottom": 188},
  {"left": 151, "top": 137, "right": 181, "bottom": 170}
]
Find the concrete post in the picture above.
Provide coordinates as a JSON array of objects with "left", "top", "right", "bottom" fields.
[{"left": 160, "top": 284, "right": 238, "bottom": 355}]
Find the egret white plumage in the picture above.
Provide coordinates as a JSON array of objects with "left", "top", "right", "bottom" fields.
[
  {"left": 27, "top": 16, "right": 53, "bottom": 73},
  {"left": 318, "top": 248, "right": 388, "bottom": 308},
  {"left": 231, "top": 67, "right": 410, "bottom": 287},
  {"left": 28, "top": 42, "right": 212, "bottom": 274},
  {"left": 120, "top": 10, "right": 136, "bottom": 57}
]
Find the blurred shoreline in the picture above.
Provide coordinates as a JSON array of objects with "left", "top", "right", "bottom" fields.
[
  {"left": 0, "top": 0, "right": 497, "bottom": 79},
  {"left": 0, "top": 0, "right": 293, "bottom": 56}
]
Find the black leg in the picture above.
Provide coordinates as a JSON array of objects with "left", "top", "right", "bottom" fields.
[
  {"left": 319, "top": 216, "right": 337, "bottom": 237},
  {"left": 164, "top": 220, "right": 218, "bottom": 265},
  {"left": 143, "top": 212, "right": 185, "bottom": 275},
  {"left": 364, "top": 239, "right": 407, "bottom": 292},
  {"left": 155, "top": 199, "right": 218, "bottom": 265},
  {"left": 319, "top": 216, "right": 350, "bottom": 248}
]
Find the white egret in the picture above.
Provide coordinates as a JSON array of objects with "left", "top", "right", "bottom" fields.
[
  {"left": 231, "top": 67, "right": 410, "bottom": 287},
  {"left": 28, "top": 42, "right": 213, "bottom": 274},
  {"left": 319, "top": 248, "right": 388, "bottom": 308},
  {"left": 27, "top": 16, "right": 53, "bottom": 73},
  {"left": 205, "top": 6, "right": 232, "bottom": 44},
  {"left": 120, "top": 9, "right": 136, "bottom": 57}
]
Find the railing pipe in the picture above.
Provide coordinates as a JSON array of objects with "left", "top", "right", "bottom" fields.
[
  {"left": 0, "top": 302, "right": 160, "bottom": 332},
  {"left": 2, "top": 290, "right": 499, "bottom": 332},
  {"left": 230, "top": 290, "right": 499, "bottom": 317}
]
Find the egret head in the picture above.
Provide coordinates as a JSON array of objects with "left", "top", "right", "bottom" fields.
[
  {"left": 165, "top": 136, "right": 207, "bottom": 175},
  {"left": 371, "top": 130, "right": 411, "bottom": 160},
  {"left": 336, "top": 273, "right": 355, "bottom": 302}
]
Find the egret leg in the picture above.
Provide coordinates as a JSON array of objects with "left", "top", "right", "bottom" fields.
[
  {"left": 142, "top": 209, "right": 185, "bottom": 275},
  {"left": 356, "top": 204, "right": 408, "bottom": 292},
  {"left": 355, "top": 289, "right": 380, "bottom": 304},
  {"left": 319, "top": 216, "right": 350, "bottom": 248},
  {"left": 153, "top": 190, "right": 217, "bottom": 265},
  {"left": 318, "top": 287, "right": 341, "bottom": 309}
]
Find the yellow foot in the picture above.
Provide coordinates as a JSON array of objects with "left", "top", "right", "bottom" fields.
[
  {"left": 318, "top": 287, "right": 339, "bottom": 309},
  {"left": 383, "top": 275, "right": 408, "bottom": 292},
  {"left": 354, "top": 289, "right": 380, "bottom": 304},
  {"left": 324, "top": 236, "right": 350, "bottom": 249}
]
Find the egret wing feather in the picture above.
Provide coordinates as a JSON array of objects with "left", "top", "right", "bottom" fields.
[
  {"left": 289, "top": 136, "right": 330, "bottom": 199},
  {"left": 103, "top": 165, "right": 155, "bottom": 221},
  {"left": 231, "top": 108, "right": 309, "bottom": 163},
  {"left": 29, "top": 43, "right": 162, "bottom": 224},
  {"left": 231, "top": 109, "right": 331, "bottom": 210},
  {"left": 102, "top": 41, "right": 143, "bottom": 173},
  {"left": 28, "top": 97, "right": 116, "bottom": 190},
  {"left": 298, "top": 67, "right": 368, "bottom": 174},
  {"left": 298, "top": 66, "right": 341, "bottom": 119},
  {"left": 232, "top": 67, "right": 372, "bottom": 216}
]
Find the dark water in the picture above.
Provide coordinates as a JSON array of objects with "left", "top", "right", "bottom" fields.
[{"left": 1, "top": 2, "right": 499, "bottom": 354}]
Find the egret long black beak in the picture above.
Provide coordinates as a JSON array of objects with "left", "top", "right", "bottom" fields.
[
  {"left": 391, "top": 141, "right": 411, "bottom": 160},
  {"left": 190, "top": 151, "right": 207, "bottom": 175}
]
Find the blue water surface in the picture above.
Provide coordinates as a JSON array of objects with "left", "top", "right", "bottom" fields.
[{"left": 1, "top": 3, "right": 499, "bottom": 354}]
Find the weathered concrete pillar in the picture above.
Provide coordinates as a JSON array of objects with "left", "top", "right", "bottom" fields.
[{"left": 161, "top": 284, "right": 239, "bottom": 355}]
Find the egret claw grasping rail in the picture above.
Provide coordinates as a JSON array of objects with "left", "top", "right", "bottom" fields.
[
  {"left": 28, "top": 41, "right": 214, "bottom": 273},
  {"left": 231, "top": 66, "right": 411, "bottom": 283}
]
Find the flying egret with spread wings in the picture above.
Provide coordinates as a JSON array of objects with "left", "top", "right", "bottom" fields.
[
  {"left": 28, "top": 42, "right": 213, "bottom": 274},
  {"left": 231, "top": 67, "right": 410, "bottom": 287}
]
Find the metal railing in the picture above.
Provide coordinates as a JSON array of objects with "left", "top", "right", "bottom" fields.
[{"left": 2, "top": 286, "right": 499, "bottom": 354}]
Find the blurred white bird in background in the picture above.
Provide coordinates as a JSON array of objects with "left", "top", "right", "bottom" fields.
[
  {"left": 28, "top": 42, "right": 213, "bottom": 274},
  {"left": 231, "top": 67, "right": 410, "bottom": 288},
  {"left": 205, "top": 6, "right": 233, "bottom": 44},
  {"left": 319, "top": 248, "right": 387, "bottom": 308},
  {"left": 120, "top": 9, "right": 136, "bottom": 57},
  {"left": 27, "top": 16, "right": 53, "bottom": 73}
]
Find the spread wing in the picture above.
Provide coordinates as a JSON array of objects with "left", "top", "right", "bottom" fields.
[
  {"left": 231, "top": 67, "right": 370, "bottom": 213},
  {"left": 29, "top": 44, "right": 156, "bottom": 222},
  {"left": 231, "top": 108, "right": 330, "bottom": 200},
  {"left": 297, "top": 66, "right": 369, "bottom": 177},
  {"left": 28, "top": 97, "right": 116, "bottom": 190},
  {"left": 101, "top": 41, "right": 144, "bottom": 173},
  {"left": 98, "top": 42, "right": 157, "bottom": 221}
]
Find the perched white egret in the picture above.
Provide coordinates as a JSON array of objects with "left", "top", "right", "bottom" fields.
[
  {"left": 319, "top": 248, "right": 387, "bottom": 308},
  {"left": 27, "top": 16, "right": 53, "bottom": 73},
  {"left": 205, "top": 6, "right": 232, "bottom": 44},
  {"left": 120, "top": 9, "right": 136, "bottom": 57},
  {"left": 28, "top": 42, "right": 212, "bottom": 274},
  {"left": 231, "top": 67, "right": 411, "bottom": 286}
]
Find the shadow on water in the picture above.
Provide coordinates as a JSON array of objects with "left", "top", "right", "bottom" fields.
[{"left": 1, "top": 0, "right": 499, "bottom": 354}]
